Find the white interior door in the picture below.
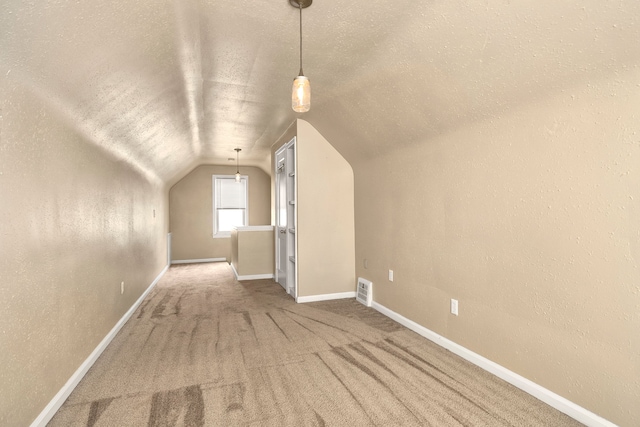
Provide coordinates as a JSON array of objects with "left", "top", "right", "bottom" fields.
[{"left": 275, "top": 152, "right": 287, "bottom": 290}]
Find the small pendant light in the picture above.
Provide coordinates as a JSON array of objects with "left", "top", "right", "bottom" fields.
[
  {"left": 291, "top": 0, "right": 311, "bottom": 113},
  {"left": 234, "top": 148, "right": 242, "bottom": 182}
]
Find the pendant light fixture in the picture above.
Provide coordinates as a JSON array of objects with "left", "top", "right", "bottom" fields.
[
  {"left": 291, "top": 0, "right": 312, "bottom": 113},
  {"left": 234, "top": 148, "right": 242, "bottom": 182}
]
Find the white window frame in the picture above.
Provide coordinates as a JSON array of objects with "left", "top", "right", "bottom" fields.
[{"left": 212, "top": 175, "right": 249, "bottom": 238}]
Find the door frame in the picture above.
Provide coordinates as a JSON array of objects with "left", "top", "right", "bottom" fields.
[
  {"left": 275, "top": 148, "right": 287, "bottom": 291},
  {"left": 274, "top": 137, "right": 297, "bottom": 298}
]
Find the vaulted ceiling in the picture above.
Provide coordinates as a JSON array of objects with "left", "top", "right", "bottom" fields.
[{"left": 2, "top": 0, "right": 638, "bottom": 185}]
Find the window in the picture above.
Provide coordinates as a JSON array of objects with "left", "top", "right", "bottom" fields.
[{"left": 213, "top": 175, "right": 248, "bottom": 237}]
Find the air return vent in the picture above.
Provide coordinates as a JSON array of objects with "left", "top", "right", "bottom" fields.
[{"left": 356, "top": 277, "right": 373, "bottom": 307}]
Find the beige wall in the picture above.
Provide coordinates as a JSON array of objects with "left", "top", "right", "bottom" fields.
[
  {"left": 0, "top": 83, "right": 168, "bottom": 426},
  {"left": 297, "top": 120, "right": 356, "bottom": 297},
  {"left": 230, "top": 229, "right": 239, "bottom": 271},
  {"left": 169, "top": 165, "right": 271, "bottom": 261},
  {"left": 233, "top": 229, "right": 275, "bottom": 276},
  {"left": 352, "top": 70, "right": 640, "bottom": 426}
]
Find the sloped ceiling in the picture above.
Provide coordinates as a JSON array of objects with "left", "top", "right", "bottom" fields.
[{"left": 2, "top": 0, "right": 638, "bottom": 184}]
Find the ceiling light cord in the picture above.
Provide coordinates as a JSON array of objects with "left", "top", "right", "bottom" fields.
[{"left": 299, "top": 1, "right": 303, "bottom": 76}]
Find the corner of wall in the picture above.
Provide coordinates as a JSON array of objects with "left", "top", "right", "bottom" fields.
[{"left": 296, "top": 120, "right": 356, "bottom": 297}]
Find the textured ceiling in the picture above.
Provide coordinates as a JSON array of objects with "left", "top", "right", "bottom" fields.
[{"left": 1, "top": 0, "right": 638, "bottom": 184}]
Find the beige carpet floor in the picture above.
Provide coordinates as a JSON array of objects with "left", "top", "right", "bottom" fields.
[{"left": 48, "top": 262, "right": 583, "bottom": 426}]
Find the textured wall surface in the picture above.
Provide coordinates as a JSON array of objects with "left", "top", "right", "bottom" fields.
[
  {"left": 297, "top": 120, "right": 356, "bottom": 298},
  {"left": 352, "top": 70, "right": 640, "bottom": 426},
  {"left": 0, "top": 81, "right": 168, "bottom": 426},
  {"left": 169, "top": 165, "right": 271, "bottom": 262},
  {"left": 2, "top": 0, "right": 639, "bottom": 425}
]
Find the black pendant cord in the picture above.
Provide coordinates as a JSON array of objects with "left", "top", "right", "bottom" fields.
[{"left": 299, "top": 1, "right": 304, "bottom": 76}]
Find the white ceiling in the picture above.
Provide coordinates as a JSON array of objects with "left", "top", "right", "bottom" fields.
[{"left": 2, "top": 0, "right": 638, "bottom": 184}]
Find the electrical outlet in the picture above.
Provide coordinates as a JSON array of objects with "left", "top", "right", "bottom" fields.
[
  {"left": 451, "top": 299, "right": 458, "bottom": 316},
  {"left": 388, "top": 269, "right": 394, "bottom": 282},
  {"left": 121, "top": 281, "right": 125, "bottom": 295}
]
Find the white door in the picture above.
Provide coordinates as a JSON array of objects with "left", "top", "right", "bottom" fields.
[{"left": 275, "top": 152, "right": 287, "bottom": 290}]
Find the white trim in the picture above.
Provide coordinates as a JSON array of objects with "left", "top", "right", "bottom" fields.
[
  {"left": 234, "top": 225, "right": 274, "bottom": 232},
  {"left": 292, "top": 138, "right": 298, "bottom": 300},
  {"left": 167, "top": 232, "right": 172, "bottom": 265},
  {"left": 171, "top": 258, "right": 226, "bottom": 265},
  {"left": 230, "top": 263, "right": 273, "bottom": 281},
  {"left": 371, "top": 302, "right": 617, "bottom": 427},
  {"left": 274, "top": 144, "right": 287, "bottom": 291},
  {"left": 238, "top": 273, "right": 274, "bottom": 281},
  {"left": 274, "top": 137, "right": 298, "bottom": 300},
  {"left": 30, "top": 265, "right": 169, "bottom": 427},
  {"left": 230, "top": 262, "right": 239, "bottom": 278},
  {"left": 296, "top": 291, "right": 356, "bottom": 304}
]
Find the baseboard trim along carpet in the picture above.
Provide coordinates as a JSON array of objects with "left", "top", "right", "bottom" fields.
[
  {"left": 296, "top": 291, "right": 356, "bottom": 303},
  {"left": 171, "top": 257, "right": 226, "bottom": 265},
  {"left": 371, "top": 301, "right": 616, "bottom": 427},
  {"left": 30, "top": 264, "right": 170, "bottom": 427},
  {"left": 230, "top": 263, "right": 274, "bottom": 281}
]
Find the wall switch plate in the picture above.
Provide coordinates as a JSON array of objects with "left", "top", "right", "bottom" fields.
[
  {"left": 388, "top": 269, "right": 394, "bottom": 281},
  {"left": 451, "top": 299, "right": 458, "bottom": 316}
]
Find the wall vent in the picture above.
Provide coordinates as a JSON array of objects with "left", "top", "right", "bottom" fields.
[{"left": 356, "top": 277, "right": 373, "bottom": 307}]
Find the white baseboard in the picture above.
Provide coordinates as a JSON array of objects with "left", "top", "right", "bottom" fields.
[
  {"left": 171, "top": 257, "right": 226, "bottom": 265},
  {"left": 371, "top": 302, "right": 616, "bottom": 427},
  {"left": 230, "top": 262, "right": 274, "bottom": 281},
  {"left": 230, "top": 262, "right": 239, "bottom": 279},
  {"left": 30, "top": 265, "right": 169, "bottom": 427},
  {"left": 237, "top": 273, "right": 273, "bottom": 280},
  {"left": 296, "top": 291, "right": 356, "bottom": 304}
]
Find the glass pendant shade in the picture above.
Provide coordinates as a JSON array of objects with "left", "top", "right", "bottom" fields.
[
  {"left": 235, "top": 171, "right": 241, "bottom": 182},
  {"left": 292, "top": 75, "right": 310, "bottom": 113}
]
